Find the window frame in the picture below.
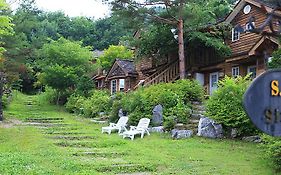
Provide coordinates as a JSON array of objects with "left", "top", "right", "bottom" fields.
[
  {"left": 232, "top": 28, "right": 240, "bottom": 42},
  {"left": 111, "top": 79, "right": 117, "bottom": 94},
  {"left": 119, "top": 79, "right": 125, "bottom": 92},
  {"left": 247, "top": 65, "right": 257, "bottom": 79},
  {"left": 232, "top": 66, "right": 240, "bottom": 77}
]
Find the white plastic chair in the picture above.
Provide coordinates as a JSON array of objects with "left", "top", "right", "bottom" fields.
[
  {"left": 122, "top": 118, "right": 150, "bottom": 140},
  {"left": 101, "top": 117, "right": 128, "bottom": 134}
]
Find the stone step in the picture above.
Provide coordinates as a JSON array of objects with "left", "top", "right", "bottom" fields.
[
  {"left": 44, "top": 131, "right": 86, "bottom": 135},
  {"left": 73, "top": 151, "right": 126, "bottom": 157},
  {"left": 191, "top": 114, "right": 205, "bottom": 119},
  {"left": 90, "top": 119, "right": 108, "bottom": 124},
  {"left": 24, "top": 123, "right": 69, "bottom": 127},
  {"left": 188, "top": 119, "right": 200, "bottom": 124},
  {"left": 49, "top": 135, "right": 97, "bottom": 140},
  {"left": 26, "top": 117, "right": 64, "bottom": 121},
  {"left": 192, "top": 110, "right": 206, "bottom": 115},
  {"left": 95, "top": 164, "right": 154, "bottom": 173}
]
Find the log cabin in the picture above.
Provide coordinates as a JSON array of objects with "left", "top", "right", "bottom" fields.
[{"left": 93, "top": 0, "right": 281, "bottom": 95}]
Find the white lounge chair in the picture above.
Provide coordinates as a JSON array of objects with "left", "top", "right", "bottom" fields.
[
  {"left": 102, "top": 117, "right": 128, "bottom": 134},
  {"left": 122, "top": 118, "right": 150, "bottom": 140}
]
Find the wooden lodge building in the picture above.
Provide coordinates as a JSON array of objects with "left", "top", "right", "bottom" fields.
[{"left": 93, "top": 0, "right": 281, "bottom": 95}]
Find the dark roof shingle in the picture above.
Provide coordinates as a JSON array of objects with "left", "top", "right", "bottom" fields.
[{"left": 116, "top": 59, "right": 137, "bottom": 75}]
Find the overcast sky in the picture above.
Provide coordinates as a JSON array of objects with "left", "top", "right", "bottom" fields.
[{"left": 10, "top": 0, "right": 111, "bottom": 19}]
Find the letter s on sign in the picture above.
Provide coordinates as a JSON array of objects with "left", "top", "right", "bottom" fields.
[{"left": 271, "top": 80, "right": 279, "bottom": 96}]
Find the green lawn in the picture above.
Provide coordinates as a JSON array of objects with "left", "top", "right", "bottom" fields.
[{"left": 0, "top": 92, "right": 278, "bottom": 175}]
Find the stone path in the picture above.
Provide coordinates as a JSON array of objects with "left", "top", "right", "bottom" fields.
[{"left": 21, "top": 96, "right": 152, "bottom": 174}]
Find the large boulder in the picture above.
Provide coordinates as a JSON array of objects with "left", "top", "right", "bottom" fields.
[
  {"left": 197, "top": 117, "right": 223, "bottom": 138},
  {"left": 152, "top": 104, "right": 163, "bottom": 126},
  {"left": 171, "top": 129, "right": 193, "bottom": 139},
  {"left": 118, "top": 109, "right": 124, "bottom": 118},
  {"left": 148, "top": 126, "right": 164, "bottom": 133}
]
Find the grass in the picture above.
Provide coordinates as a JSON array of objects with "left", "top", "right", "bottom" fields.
[{"left": 0, "top": 91, "right": 279, "bottom": 174}]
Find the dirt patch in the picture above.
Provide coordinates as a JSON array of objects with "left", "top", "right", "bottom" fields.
[{"left": 0, "top": 119, "right": 22, "bottom": 128}]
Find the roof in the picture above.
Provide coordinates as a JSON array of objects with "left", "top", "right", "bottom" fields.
[
  {"left": 116, "top": 59, "right": 137, "bottom": 75},
  {"left": 225, "top": 0, "right": 281, "bottom": 23},
  {"left": 105, "top": 59, "right": 137, "bottom": 80}
]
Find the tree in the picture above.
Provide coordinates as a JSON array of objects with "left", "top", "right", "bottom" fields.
[
  {"left": 0, "top": 0, "right": 13, "bottom": 121},
  {"left": 99, "top": 45, "right": 134, "bottom": 71},
  {"left": 110, "top": 0, "right": 232, "bottom": 79},
  {"left": 269, "top": 48, "right": 281, "bottom": 69},
  {"left": 38, "top": 38, "right": 93, "bottom": 104},
  {"left": 0, "top": 0, "right": 13, "bottom": 55}
]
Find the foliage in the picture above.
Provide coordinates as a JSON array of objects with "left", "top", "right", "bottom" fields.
[
  {"left": 37, "top": 38, "right": 93, "bottom": 103},
  {"left": 114, "top": 80, "right": 204, "bottom": 125},
  {"left": 2, "top": 92, "right": 276, "bottom": 174},
  {"left": 269, "top": 48, "right": 281, "bottom": 69},
  {"left": 0, "top": 0, "right": 13, "bottom": 56},
  {"left": 111, "top": 0, "right": 232, "bottom": 59},
  {"left": 65, "top": 90, "right": 111, "bottom": 118},
  {"left": 262, "top": 135, "right": 281, "bottom": 172},
  {"left": 206, "top": 76, "right": 257, "bottom": 136},
  {"left": 65, "top": 94, "right": 86, "bottom": 114},
  {"left": 163, "top": 116, "right": 176, "bottom": 131},
  {"left": 98, "top": 45, "right": 134, "bottom": 71}
]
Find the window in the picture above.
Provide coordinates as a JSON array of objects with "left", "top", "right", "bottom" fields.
[
  {"left": 232, "top": 28, "right": 240, "bottom": 42},
  {"left": 232, "top": 66, "right": 240, "bottom": 77},
  {"left": 119, "top": 79, "right": 125, "bottom": 92},
  {"left": 245, "top": 22, "right": 255, "bottom": 31},
  {"left": 247, "top": 66, "right": 257, "bottom": 79},
  {"left": 111, "top": 80, "right": 117, "bottom": 94}
]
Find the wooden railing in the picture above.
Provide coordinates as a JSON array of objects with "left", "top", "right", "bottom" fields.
[{"left": 144, "top": 60, "right": 179, "bottom": 87}]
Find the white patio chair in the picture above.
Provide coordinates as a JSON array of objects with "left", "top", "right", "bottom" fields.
[
  {"left": 101, "top": 116, "right": 128, "bottom": 134},
  {"left": 122, "top": 118, "right": 150, "bottom": 140}
]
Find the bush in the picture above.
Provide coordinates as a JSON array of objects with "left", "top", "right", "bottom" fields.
[
  {"left": 65, "top": 94, "right": 86, "bottom": 114},
  {"left": 112, "top": 79, "right": 204, "bottom": 126},
  {"left": 206, "top": 76, "right": 257, "bottom": 136},
  {"left": 262, "top": 135, "right": 281, "bottom": 172},
  {"left": 163, "top": 116, "right": 176, "bottom": 131},
  {"left": 66, "top": 90, "right": 111, "bottom": 118}
]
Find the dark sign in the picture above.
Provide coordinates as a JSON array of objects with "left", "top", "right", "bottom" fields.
[{"left": 243, "top": 69, "right": 281, "bottom": 137}]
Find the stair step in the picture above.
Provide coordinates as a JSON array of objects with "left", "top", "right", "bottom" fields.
[
  {"left": 191, "top": 114, "right": 205, "bottom": 119},
  {"left": 73, "top": 151, "right": 126, "bottom": 157}
]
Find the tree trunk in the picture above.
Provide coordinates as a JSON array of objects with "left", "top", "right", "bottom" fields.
[
  {"left": 178, "top": 0, "right": 186, "bottom": 79},
  {"left": 178, "top": 18, "right": 186, "bottom": 79},
  {"left": 0, "top": 72, "right": 4, "bottom": 121}
]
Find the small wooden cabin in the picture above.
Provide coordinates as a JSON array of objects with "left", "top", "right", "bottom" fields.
[{"left": 105, "top": 59, "right": 138, "bottom": 94}]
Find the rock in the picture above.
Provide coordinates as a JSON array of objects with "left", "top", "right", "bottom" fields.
[
  {"left": 171, "top": 129, "right": 193, "bottom": 139},
  {"left": 197, "top": 117, "right": 223, "bottom": 139},
  {"left": 242, "top": 136, "right": 262, "bottom": 143},
  {"left": 148, "top": 126, "right": 164, "bottom": 133},
  {"left": 152, "top": 104, "right": 163, "bottom": 126},
  {"left": 118, "top": 109, "right": 124, "bottom": 118},
  {"left": 231, "top": 128, "right": 238, "bottom": 138}
]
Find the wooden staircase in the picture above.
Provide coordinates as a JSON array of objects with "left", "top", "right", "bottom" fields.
[
  {"left": 143, "top": 60, "right": 180, "bottom": 87},
  {"left": 132, "top": 60, "right": 180, "bottom": 90}
]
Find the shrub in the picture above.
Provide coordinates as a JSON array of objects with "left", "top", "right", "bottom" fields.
[
  {"left": 262, "top": 135, "right": 281, "bottom": 172},
  {"left": 206, "top": 76, "right": 257, "bottom": 136},
  {"left": 112, "top": 79, "right": 204, "bottom": 126},
  {"left": 37, "top": 87, "right": 57, "bottom": 105},
  {"left": 66, "top": 90, "right": 111, "bottom": 118},
  {"left": 65, "top": 94, "right": 86, "bottom": 114},
  {"left": 163, "top": 116, "right": 176, "bottom": 131}
]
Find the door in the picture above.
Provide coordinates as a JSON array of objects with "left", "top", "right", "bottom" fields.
[
  {"left": 209, "top": 72, "right": 219, "bottom": 95},
  {"left": 195, "top": 73, "right": 204, "bottom": 86}
]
